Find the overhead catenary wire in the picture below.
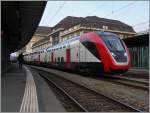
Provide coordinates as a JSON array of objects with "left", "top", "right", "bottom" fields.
[
  {"left": 132, "top": 21, "right": 149, "bottom": 27},
  {"left": 48, "top": 1, "right": 66, "bottom": 26},
  {"left": 104, "top": 1, "right": 137, "bottom": 18},
  {"left": 47, "top": 1, "right": 147, "bottom": 33},
  {"left": 87, "top": 3, "right": 105, "bottom": 16},
  {"left": 132, "top": 21, "right": 149, "bottom": 32},
  {"left": 112, "top": 1, "right": 148, "bottom": 22},
  {"left": 112, "top": 3, "right": 136, "bottom": 19},
  {"left": 101, "top": 1, "right": 148, "bottom": 32}
]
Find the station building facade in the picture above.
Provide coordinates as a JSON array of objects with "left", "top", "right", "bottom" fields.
[
  {"left": 22, "top": 16, "right": 149, "bottom": 69},
  {"left": 60, "top": 23, "right": 136, "bottom": 41},
  {"left": 25, "top": 16, "right": 137, "bottom": 54},
  {"left": 23, "top": 26, "right": 52, "bottom": 54},
  {"left": 50, "top": 16, "right": 136, "bottom": 45}
]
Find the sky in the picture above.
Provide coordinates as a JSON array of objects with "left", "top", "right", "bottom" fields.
[{"left": 40, "top": 1, "right": 149, "bottom": 33}]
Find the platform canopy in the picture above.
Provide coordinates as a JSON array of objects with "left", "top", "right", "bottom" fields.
[
  {"left": 123, "top": 33, "right": 149, "bottom": 47},
  {"left": 2, "top": 1, "right": 47, "bottom": 53}
]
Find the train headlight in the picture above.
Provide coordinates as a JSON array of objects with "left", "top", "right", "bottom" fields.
[
  {"left": 124, "top": 52, "right": 127, "bottom": 56},
  {"left": 111, "top": 52, "right": 116, "bottom": 57}
]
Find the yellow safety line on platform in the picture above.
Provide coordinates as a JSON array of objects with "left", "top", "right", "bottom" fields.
[{"left": 20, "top": 66, "right": 39, "bottom": 112}]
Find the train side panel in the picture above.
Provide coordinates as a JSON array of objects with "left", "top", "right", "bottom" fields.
[{"left": 70, "top": 40, "right": 80, "bottom": 62}]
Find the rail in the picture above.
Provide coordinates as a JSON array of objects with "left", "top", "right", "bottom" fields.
[{"left": 35, "top": 68, "right": 141, "bottom": 112}]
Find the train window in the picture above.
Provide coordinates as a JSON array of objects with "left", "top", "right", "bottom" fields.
[
  {"left": 99, "top": 34, "right": 125, "bottom": 52},
  {"left": 80, "top": 38, "right": 101, "bottom": 60},
  {"left": 77, "top": 52, "right": 78, "bottom": 57},
  {"left": 58, "top": 57, "right": 60, "bottom": 62},
  {"left": 61, "top": 57, "right": 64, "bottom": 62},
  {"left": 85, "top": 42, "right": 95, "bottom": 50}
]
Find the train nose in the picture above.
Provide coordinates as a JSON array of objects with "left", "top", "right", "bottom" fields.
[
  {"left": 112, "top": 51, "right": 128, "bottom": 63},
  {"left": 110, "top": 68, "right": 128, "bottom": 74}
]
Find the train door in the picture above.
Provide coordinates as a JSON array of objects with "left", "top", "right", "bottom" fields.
[
  {"left": 44, "top": 52, "right": 47, "bottom": 62},
  {"left": 38, "top": 53, "right": 40, "bottom": 64},
  {"left": 66, "top": 48, "right": 71, "bottom": 68},
  {"left": 79, "top": 43, "right": 86, "bottom": 62},
  {"left": 51, "top": 52, "right": 54, "bottom": 63}
]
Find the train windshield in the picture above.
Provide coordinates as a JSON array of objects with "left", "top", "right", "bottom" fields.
[{"left": 99, "top": 34, "right": 125, "bottom": 52}]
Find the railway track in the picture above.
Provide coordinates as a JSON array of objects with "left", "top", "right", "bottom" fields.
[
  {"left": 28, "top": 64, "right": 149, "bottom": 91},
  {"left": 101, "top": 75, "right": 149, "bottom": 91},
  {"left": 37, "top": 69, "right": 141, "bottom": 112},
  {"left": 39, "top": 73, "right": 87, "bottom": 112},
  {"left": 123, "top": 69, "right": 149, "bottom": 79}
]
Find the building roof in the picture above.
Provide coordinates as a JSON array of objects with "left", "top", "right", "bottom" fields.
[
  {"left": 81, "top": 16, "right": 135, "bottom": 32},
  {"left": 53, "top": 16, "right": 135, "bottom": 33},
  {"left": 32, "top": 16, "right": 136, "bottom": 48},
  {"left": 34, "top": 26, "right": 52, "bottom": 35},
  {"left": 32, "top": 36, "right": 49, "bottom": 48},
  {"left": 53, "top": 16, "right": 84, "bottom": 30}
]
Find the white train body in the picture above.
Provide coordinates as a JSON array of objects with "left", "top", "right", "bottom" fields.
[{"left": 24, "top": 32, "right": 130, "bottom": 74}]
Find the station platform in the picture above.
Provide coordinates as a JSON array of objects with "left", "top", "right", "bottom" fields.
[{"left": 1, "top": 63, "right": 66, "bottom": 112}]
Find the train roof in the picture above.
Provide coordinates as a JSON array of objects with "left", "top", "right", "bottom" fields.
[
  {"left": 46, "top": 36, "right": 80, "bottom": 51},
  {"left": 96, "top": 31, "right": 118, "bottom": 36},
  {"left": 46, "top": 31, "right": 120, "bottom": 51}
]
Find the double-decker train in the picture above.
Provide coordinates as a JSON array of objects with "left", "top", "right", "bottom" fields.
[{"left": 24, "top": 32, "right": 130, "bottom": 74}]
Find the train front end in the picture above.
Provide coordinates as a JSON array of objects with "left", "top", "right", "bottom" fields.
[{"left": 96, "top": 32, "right": 130, "bottom": 73}]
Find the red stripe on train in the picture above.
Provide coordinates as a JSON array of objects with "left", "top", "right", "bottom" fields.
[{"left": 80, "top": 32, "right": 130, "bottom": 73}]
